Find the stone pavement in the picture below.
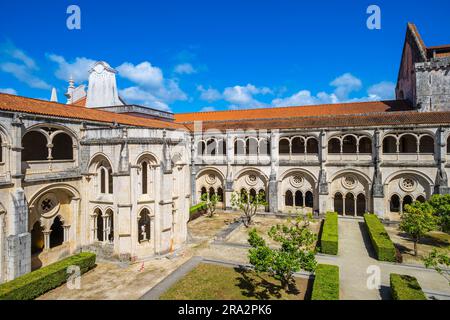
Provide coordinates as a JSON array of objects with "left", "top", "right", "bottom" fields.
[
  {"left": 322, "top": 218, "right": 450, "bottom": 300},
  {"left": 38, "top": 217, "right": 450, "bottom": 300}
]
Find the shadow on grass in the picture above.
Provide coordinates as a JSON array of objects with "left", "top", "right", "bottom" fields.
[{"left": 233, "top": 266, "right": 301, "bottom": 300}]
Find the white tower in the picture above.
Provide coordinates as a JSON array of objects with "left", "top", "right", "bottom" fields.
[
  {"left": 50, "top": 87, "right": 58, "bottom": 102},
  {"left": 86, "top": 61, "right": 123, "bottom": 108}
]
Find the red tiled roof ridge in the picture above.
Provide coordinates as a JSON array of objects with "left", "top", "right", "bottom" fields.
[
  {"left": 186, "top": 109, "right": 424, "bottom": 124},
  {"left": 0, "top": 92, "right": 89, "bottom": 110},
  {"left": 176, "top": 99, "right": 401, "bottom": 117},
  {"left": 0, "top": 92, "right": 184, "bottom": 130}
]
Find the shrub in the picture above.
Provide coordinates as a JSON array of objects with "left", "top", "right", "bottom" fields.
[
  {"left": 364, "top": 214, "right": 396, "bottom": 262},
  {"left": 189, "top": 202, "right": 207, "bottom": 221},
  {"left": 0, "top": 252, "right": 96, "bottom": 300},
  {"left": 390, "top": 274, "right": 427, "bottom": 300},
  {"left": 311, "top": 264, "right": 339, "bottom": 300},
  {"left": 428, "top": 194, "right": 450, "bottom": 232},
  {"left": 320, "top": 212, "right": 338, "bottom": 255}
]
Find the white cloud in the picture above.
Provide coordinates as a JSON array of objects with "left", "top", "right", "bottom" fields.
[
  {"left": 367, "top": 81, "right": 396, "bottom": 100},
  {"left": 119, "top": 86, "right": 171, "bottom": 111},
  {"left": 272, "top": 90, "right": 338, "bottom": 107},
  {"left": 116, "top": 61, "right": 163, "bottom": 87},
  {"left": 0, "top": 62, "right": 51, "bottom": 89},
  {"left": 222, "top": 84, "right": 272, "bottom": 108},
  {"left": 197, "top": 85, "right": 222, "bottom": 102},
  {"left": 116, "top": 61, "right": 188, "bottom": 109},
  {"left": 174, "top": 63, "right": 197, "bottom": 75},
  {"left": 0, "top": 87, "right": 17, "bottom": 95},
  {"left": 330, "top": 73, "right": 362, "bottom": 100},
  {"left": 200, "top": 106, "right": 216, "bottom": 112},
  {"left": 0, "top": 42, "right": 50, "bottom": 90},
  {"left": 47, "top": 54, "right": 96, "bottom": 83}
]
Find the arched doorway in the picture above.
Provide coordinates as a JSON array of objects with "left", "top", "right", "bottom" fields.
[
  {"left": 285, "top": 190, "right": 294, "bottom": 207},
  {"left": 31, "top": 221, "right": 44, "bottom": 255},
  {"left": 402, "top": 195, "right": 413, "bottom": 212},
  {"left": 49, "top": 216, "right": 64, "bottom": 248},
  {"left": 305, "top": 191, "right": 314, "bottom": 209},
  {"left": 334, "top": 193, "right": 343, "bottom": 215},
  {"left": 96, "top": 210, "right": 104, "bottom": 242},
  {"left": 356, "top": 194, "right": 366, "bottom": 216},
  {"left": 138, "top": 209, "right": 151, "bottom": 243},
  {"left": 295, "top": 191, "right": 303, "bottom": 207},
  {"left": 390, "top": 195, "right": 401, "bottom": 212},
  {"left": 345, "top": 194, "right": 355, "bottom": 216}
]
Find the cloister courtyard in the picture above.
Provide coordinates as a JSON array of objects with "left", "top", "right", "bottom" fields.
[{"left": 35, "top": 211, "right": 450, "bottom": 300}]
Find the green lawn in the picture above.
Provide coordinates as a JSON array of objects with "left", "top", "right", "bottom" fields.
[{"left": 160, "top": 263, "right": 312, "bottom": 300}]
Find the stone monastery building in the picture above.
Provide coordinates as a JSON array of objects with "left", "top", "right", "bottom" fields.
[{"left": 0, "top": 23, "right": 449, "bottom": 283}]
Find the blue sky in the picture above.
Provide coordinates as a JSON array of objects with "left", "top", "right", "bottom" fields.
[{"left": 0, "top": 0, "right": 449, "bottom": 113}]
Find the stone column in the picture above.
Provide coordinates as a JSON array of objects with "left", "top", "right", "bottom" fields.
[
  {"left": 102, "top": 215, "right": 108, "bottom": 242},
  {"left": 43, "top": 231, "right": 51, "bottom": 251},
  {"left": 63, "top": 225, "right": 71, "bottom": 242},
  {"left": 69, "top": 197, "right": 80, "bottom": 249},
  {"left": 0, "top": 212, "right": 5, "bottom": 283},
  {"left": 318, "top": 130, "right": 329, "bottom": 214},
  {"left": 6, "top": 187, "right": 31, "bottom": 281},
  {"left": 224, "top": 133, "right": 234, "bottom": 210},
  {"left": 190, "top": 135, "right": 198, "bottom": 205},
  {"left": 268, "top": 130, "right": 279, "bottom": 213},
  {"left": 434, "top": 127, "right": 449, "bottom": 194},
  {"left": 158, "top": 131, "right": 174, "bottom": 254},
  {"left": 372, "top": 129, "right": 385, "bottom": 218}
]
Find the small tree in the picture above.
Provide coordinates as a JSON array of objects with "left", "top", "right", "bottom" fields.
[
  {"left": 423, "top": 249, "right": 450, "bottom": 285},
  {"left": 231, "top": 190, "right": 267, "bottom": 227},
  {"left": 428, "top": 194, "right": 450, "bottom": 233},
  {"left": 201, "top": 193, "right": 219, "bottom": 218},
  {"left": 400, "top": 201, "right": 438, "bottom": 256},
  {"left": 248, "top": 215, "right": 317, "bottom": 290}
]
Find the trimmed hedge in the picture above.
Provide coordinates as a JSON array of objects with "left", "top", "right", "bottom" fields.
[
  {"left": 0, "top": 252, "right": 96, "bottom": 300},
  {"left": 390, "top": 274, "right": 427, "bottom": 300},
  {"left": 311, "top": 264, "right": 340, "bottom": 300},
  {"left": 364, "top": 214, "right": 396, "bottom": 262},
  {"left": 189, "top": 202, "right": 207, "bottom": 221},
  {"left": 320, "top": 212, "right": 338, "bottom": 255}
]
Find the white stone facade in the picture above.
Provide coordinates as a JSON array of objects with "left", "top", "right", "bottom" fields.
[{"left": 0, "top": 113, "right": 190, "bottom": 283}]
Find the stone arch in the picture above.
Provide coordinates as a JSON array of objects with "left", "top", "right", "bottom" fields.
[
  {"left": 419, "top": 135, "right": 434, "bottom": 153},
  {"left": 196, "top": 167, "right": 226, "bottom": 206},
  {"left": 88, "top": 153, "right": 114, "bottom": 172},
  {"left": 28, "top": 184, "right": 79, "bottom": 256},
  {"left": 88, "top": 153, "right": 114, "bottom": 195},
  {"left": 279, "top": 138, "right": 290, "bottom": 154},
  {"left": 280, "top": 169, "right": 317, "bottom": 212},
  {"left": 49, "top": 215, "right": 64, "bottom": 248},
  {"left": 22, "top": 125, "right": 78, "bottom": 162},
  {"left": 385, "top": 170, "right": 434, "bottom": 215},
  {"left": 51, "top": 132, "right": 74, "bottom": 160},
  {"left": 135, "top": 151, "right": 160, "bottom": 166},
  {"left": 234, "top": 138, "right": 246, "bottom": 155},
  {"left": 22, "top": 131, "right": 48, "bottom": 161},
  {"left": 136, "top": 153, "right": 159, "bottom": 196},
  {"left": 330, "top": 170, "right": 371, "bottom": 216},
  {"left": 234, "top": 168, "right": 268, "bottom": 209},
  {"left": 137, "top": 207, "right": 153, "bottom": 243}
]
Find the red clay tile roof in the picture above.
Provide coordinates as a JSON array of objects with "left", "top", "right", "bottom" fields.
[
  {"left": 0, "top": 93, "right": 184, "bottom": 130},
  {"left": 175, "top": 100, "right": 413, "bottom": 123},
  {"left": 183, "top": 110, "right": 450, "bottom": 132},
  {"left": 72, "top": 96, "right": 87, "bottom": 107}
]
